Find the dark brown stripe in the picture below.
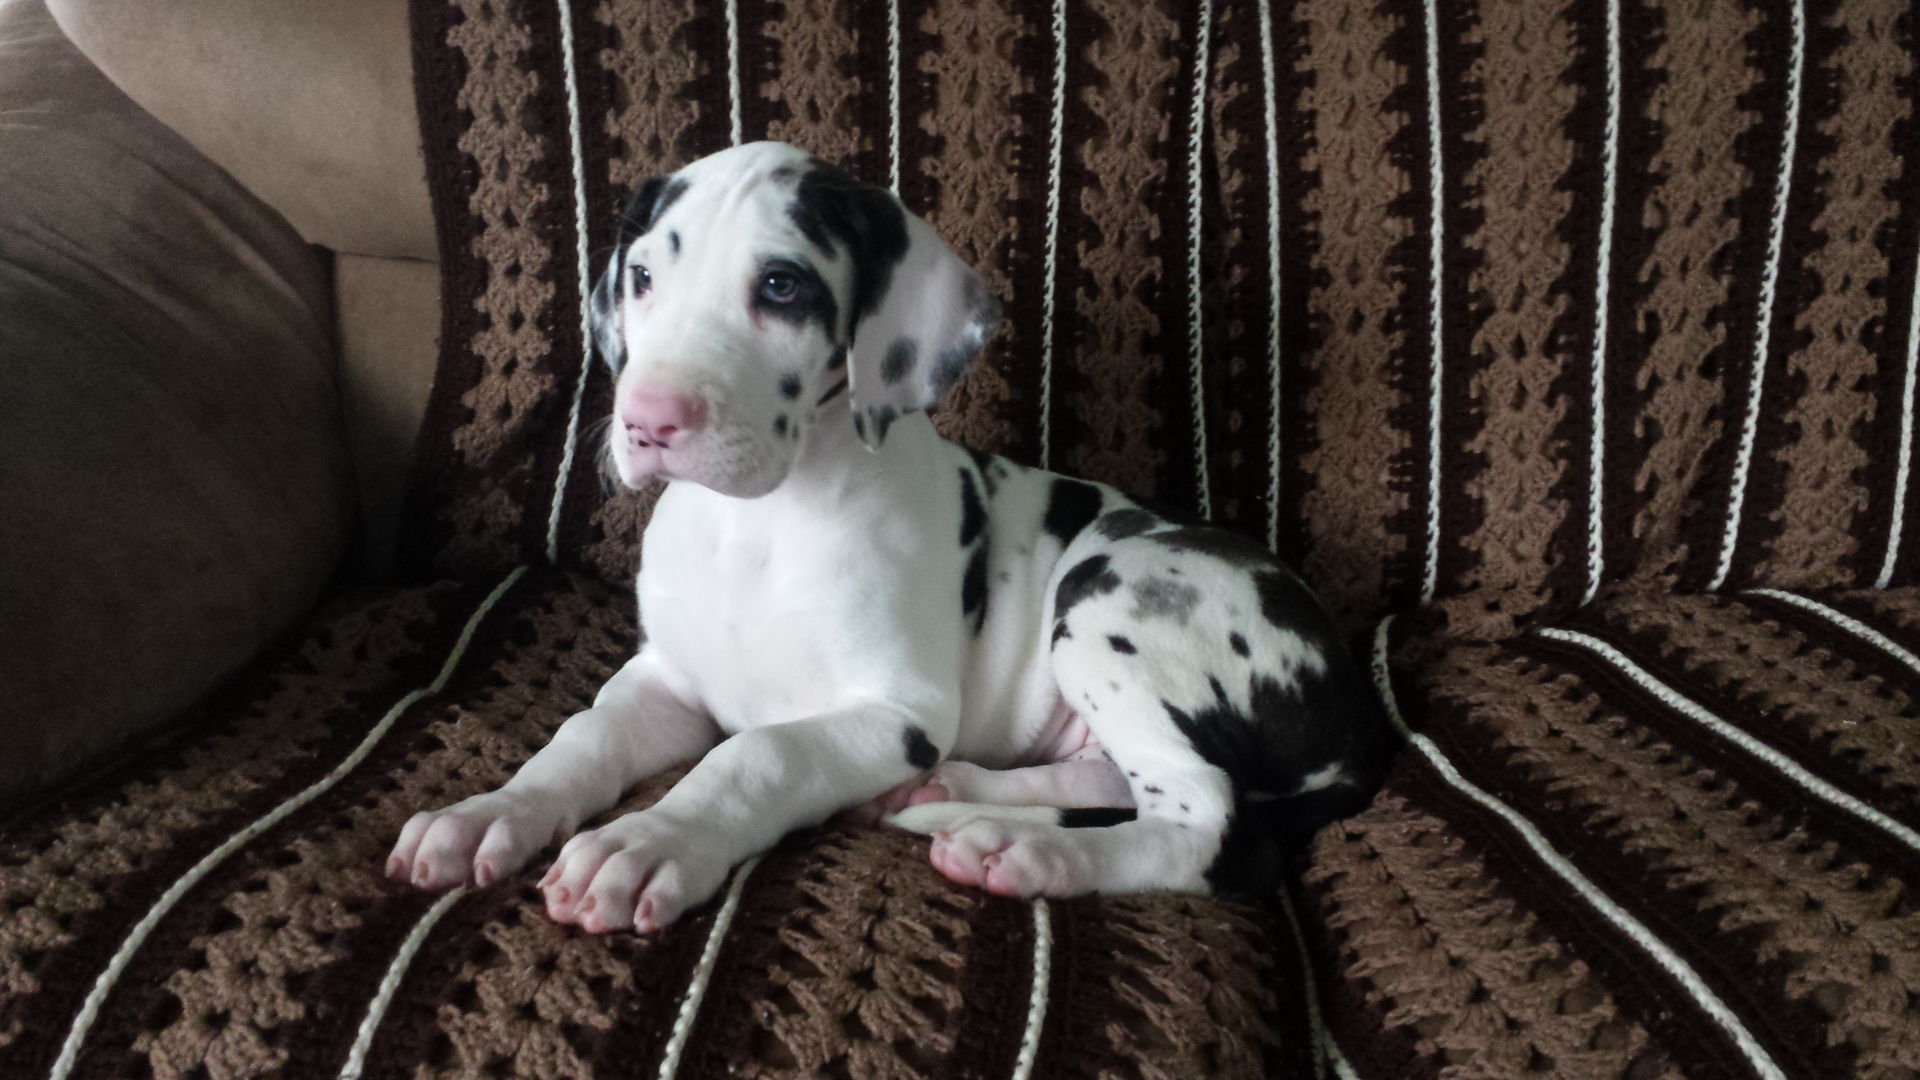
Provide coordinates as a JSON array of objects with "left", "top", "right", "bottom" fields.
[
  {"left": 1609, "top": 0, "right": 1761, "bottom": 586},
  {"left": 1196, "top": 0, "right": 1281, "bottom": 544},
  {"left": 1054, "top": 0, "right": 1182, "bottom": 502},
  {"left": 1304, "top": 752, "right": 1702, "bottom": 1080},
  {"left": 1432, "top": 0, "right": 1590, "bottom": 640},
  {"left": 401, "top": 0, "right": 585, "bottom": 580},
  {"left": 1416, "top": 638, "right": 1903, "bottom": 1078},
  {"left": 908, "top": 0, "right": 1049, "bottom": 462},
  {"left": 1031, "top": 893, "right": 1280, "bottom": 1080},
  {"left": 1743, "top": 0, "right": 1911, "bottom": 590},
  {"left": 1281, "top": 0, "right": 1425, "bottom": 621},
  {"left": 1588, "top": 588, "right": 1920, "bottom": 826},
  {"left": 1667, "top": 0, "right": 1795, "bottom": 591},
  {"left": 673, "top": 827, "right": 981, "bottom": 1080}
]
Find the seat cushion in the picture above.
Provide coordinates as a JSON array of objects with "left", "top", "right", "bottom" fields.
[
  {"left": 1305, "top": 586, "right": 1920, "bottom": 1079},
  {"left": 0, "top": 0, "right": 350, "bottom": 808},
  {"left": 0, "top": 569, "right": 1316, "bottom": 1080}
]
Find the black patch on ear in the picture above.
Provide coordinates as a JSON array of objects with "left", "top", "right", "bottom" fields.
[
  {"left": 827, "top": 345, "right": 848, "bottom": 371},
  {"left": 962, "top": 546, "right": 988, "bottom": 633},
  {"left": 902, "top": 726, "right": 939, "bottom": 770},
  {"left": 1042, "top": 479, "right": 1105, "bottom": 545},
  {"left": 958, "top": 469, "right": 986, "bottom": 546},
  {"left": 789, "top": 162, "right": 910, "bottom": 327},
  {"left": 780, "top": 373, "right": 802, "bottom": 399},
  {"left": 1108, "top": 635, "right": 1137, "bottom": 655},
  {"left": 1054, "top": 554, "right": 1120, "bottom": 621},
  {"left": 1060, "top": 807, "right": 1137, "bottom": 828},
  {"left": 1229, "top": 632, "right": 1250, "bottom": 657},
  {"left": 1050, "top": 621, "right": 1071, "bottom": 646},
  {"left": 618, "top": 176, "right": 688, "bottom": 242},
  {"left": 1097, "top": 508, "right": 1160, "bottom": 540},
  {"left": 869, "top": 405, "right": 899, "bottom": 443},
  {"left": 881, "top": 338, "right": 917, "bottom": 385},
  {"left": 853, "top": 413, "right": 867, "bottom": 442},
  {"left": 815, "top": 376, "right": 849, "bottom": 406}
]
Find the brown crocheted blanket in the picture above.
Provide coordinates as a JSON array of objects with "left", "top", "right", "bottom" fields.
[{"left": 7, "top": 1, "right": 1920, "bottom": 1078}]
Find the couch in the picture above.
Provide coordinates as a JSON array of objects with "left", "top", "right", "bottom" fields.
[{"left": 4, "top": 0, "right": 1918, "bottom": 1077}]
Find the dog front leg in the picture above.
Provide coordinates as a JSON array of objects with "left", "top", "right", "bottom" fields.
[
  {"left": 540, "top": 704, "right": 954, "bottom": 933},
  {"left": 388, "top": 651, "right": 719, "bottom": 890}
]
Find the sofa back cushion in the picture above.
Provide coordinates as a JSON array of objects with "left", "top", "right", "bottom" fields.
[
  {"left": 0, "top": 0, "right": 351, "bottom": 805},
  {"left": 402, "top": 0, "right": 1920, "bottom": 640}
]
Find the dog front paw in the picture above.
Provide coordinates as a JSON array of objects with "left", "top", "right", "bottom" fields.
[
  {"left": 388, "top": 790, "right": 570, "bottom": 890},
  {"left": 538, "top": 812, "right": 733, "bottom": 934}
]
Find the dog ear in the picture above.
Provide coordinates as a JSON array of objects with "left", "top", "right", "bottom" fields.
[
  {"left": 592, "top": 176, "right": 689, "bottom": 373},
  {"left": 589, "top": 247, "right": 625, "bottom": 373},
  {"left": 791, "top": 165, "right": 1000, "bottom": 449}
]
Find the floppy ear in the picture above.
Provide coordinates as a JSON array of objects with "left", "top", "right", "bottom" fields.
[
  {"left": 590, "top": 176, "right": 685, "bottom": 373},
  {"left": 792, "top": 163, "right": 999, "bottom": 448},
  {"left": 844, "top": 213, "right": 1000, "bottom": 448}
]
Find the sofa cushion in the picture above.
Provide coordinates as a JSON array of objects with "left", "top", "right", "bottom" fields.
[
  {"left": 0, "top": 569, "right": 1315, "bottom": 1080},
  {"left": 0, "top": 0, "right": 351, "bottom": 807},
  {"left": 44, "top": 0, "right": 435, "bottom": 261},
  {"left": 1308, "top": 585, "right": 1920, "bottom": 1078}
]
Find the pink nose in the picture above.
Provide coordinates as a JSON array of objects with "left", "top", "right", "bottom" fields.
[{"left": 621, "top": 385, "right": 707, "bottom": 450}]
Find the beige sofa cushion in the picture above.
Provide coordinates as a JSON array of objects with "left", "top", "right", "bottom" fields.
[
  {"left": 0, "top": 0, "right": 351, "bottom": 805},
  {"left": 45, "top": 0, "right": 433, "bottom": 261}
]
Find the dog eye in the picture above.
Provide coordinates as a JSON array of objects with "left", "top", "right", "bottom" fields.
[
  {"left": 759, "top": 271, "right": 799, "bottom": 304},
  {"left": 630, "top": 265, "right": 651, "bottom": 298}
]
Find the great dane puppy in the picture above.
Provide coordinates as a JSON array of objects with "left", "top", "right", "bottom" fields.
[{"left": 387, "top": 142, "right": 1393, "bottom": 933}]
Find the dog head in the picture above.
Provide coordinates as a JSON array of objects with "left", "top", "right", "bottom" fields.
[{"left": 588, "top": 142, "right": 999, "bottom": 497}]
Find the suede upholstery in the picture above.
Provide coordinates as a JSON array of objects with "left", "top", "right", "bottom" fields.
[{"left": 0, "top": 0, "right": 350, "bottom": 805}]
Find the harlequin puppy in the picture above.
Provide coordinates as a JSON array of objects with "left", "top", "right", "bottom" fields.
[{"left": 386, "top": 142, "right": 1394, "bottom": 933}]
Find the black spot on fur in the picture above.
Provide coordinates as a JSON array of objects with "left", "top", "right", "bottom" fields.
[
  {"left": 1059, "top": 807, "right": 1137, "bottom": 828},
  {"left": 1050, "top": 621, "right": 1070, "bottom": 646},
  {"left": 870, "top": 405, "right": 899, "bottom": 443},
  {"left": 780, "top": 373, "right": 802, "bottom": 399},
  {"left": 1042, "top": 479, "right": 1104, "bottom": 545},
  {"left": 788, "top": 162, "right": 910, "bottom": 328},
  {"left": 958, "top": 469, "right": 986, "bottom": 546},
  {"left": 827, "top": 345, "right": 848, "bottom": 371},
  {"left": 616, "top": 176, "right": 687, "bottom": 243},
  {"left": 815, "top": 376, "right": 848, "bottom": 406},
  {"left": 1108, "top": 635, "right": 1137, "bottom": 655},
  {"left": 1230, "top": 632, "right": 1250, "bottom": 657},
  {"left": 881, "top": 338, "right": 917, "bottom": 385},
  {"left": 1143, "top": 785, "right": 1163, "bottom": 795},
  {"left": 1252, "top": 569, "right": 1322, "bottom": 634},
  {"left": 773, "top": 415, "right": 789, "bottom": 437},
  {"left": 902, "top": 726, "right": 939, "bottom": 770},
  {"left": 962, "top": 546, "right": 989, "bottom": 633},
  {"left": 1130, "top": 577, "right": 1201, "bottom": 624},
  {"left": 1097, "top": 508, "right": 1160, "bottom": 540},
  {"left": 853, "top": 413, "right": 867, "bottom": 441},
  {"left": 669, "top": 229, "right": 681, "bottom": 257},
  {"left": 1054, "top": 555, "right": 1120, "bottom": 621}
]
